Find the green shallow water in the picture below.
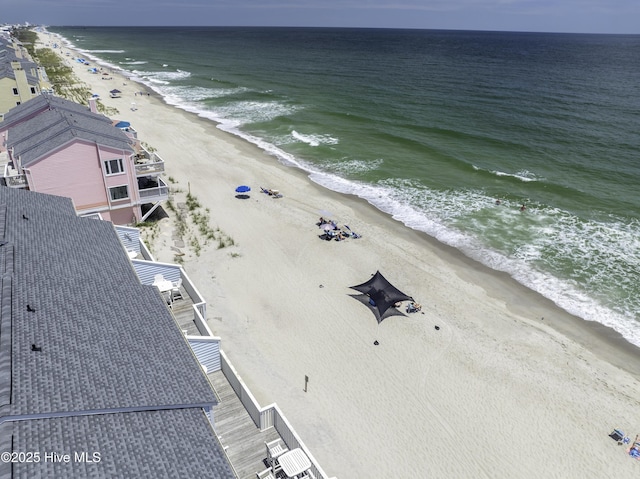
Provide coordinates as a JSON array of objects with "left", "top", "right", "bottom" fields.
[{"left": 49, "top": 26, "right": 640, "bottom": 345}]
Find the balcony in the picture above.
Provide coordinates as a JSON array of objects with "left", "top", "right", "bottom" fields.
[
  {"left": 134, "top": 147, "right": 164, "bottom": 177},
  {"left": 135, "top": 155, "right": 164, "bottom": 177},
  {"left": 122, "top": 126, "right": 138, "bottom": 141},
  {"left": 4, "top": 173, "right": 28, "bottom": 188},
  {"left": 135, "top": 160, "right": 165, "bottom": 176},
  {"left": 2, "top": 158, "right": 28, "bottom": 189},
  {"left": 138, "top": 176, "right": 169, "bottom": 203}
]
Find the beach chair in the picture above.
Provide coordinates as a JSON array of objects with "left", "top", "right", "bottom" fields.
[
  {"left": 170, "top": 278, "right": 184, "bottom": 302},
  {"left": 265, "top": 439, "right": 287, "bottom": 471},
  {"left": 256, "top": 468, "right": 276, "bottom": 479},
  {"left": 344, "top": 225, "right": 361, "bottom": 238},
  {"left": 609, "top": 429, "right": 625, "bottom": 443}
]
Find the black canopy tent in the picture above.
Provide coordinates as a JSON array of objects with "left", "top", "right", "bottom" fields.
[{"left": 350, "top": 271, "right": 413, "bottom": 323}]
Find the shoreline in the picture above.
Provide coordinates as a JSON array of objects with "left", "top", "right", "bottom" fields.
[
  {"left": 309, "top": 171, "right": 640, "bottom": 377},
  {"left": 56, "top": 29, "right": 640, "bottom": 353},
  {"left": 39, "top": 31, "right": 640, "bottom": 478},
  {"left": 55, "top": 31, "right": 640, "bottom": 368}
]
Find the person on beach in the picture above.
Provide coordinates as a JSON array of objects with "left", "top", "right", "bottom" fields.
[
  {"left": 336, "top": 230, "right": 349, "bottom": 241},
  {"left": 406, "top": 302, "right": 422, "bottom": 313}
]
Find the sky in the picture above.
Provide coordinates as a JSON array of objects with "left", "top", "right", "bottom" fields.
[{"left": 2, "top": 0, "right": 639, "bottom": 34}]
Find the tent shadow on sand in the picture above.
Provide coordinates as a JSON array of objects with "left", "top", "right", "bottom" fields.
[
  {"left": 349, "top": 293, "right": 407, "bottom": 323},
  {"left": 349, "top": 270, "right": 414, "bottom": 324}
]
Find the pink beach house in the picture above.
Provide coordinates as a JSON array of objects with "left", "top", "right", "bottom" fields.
[{"left": 0, "top": 94, "right": 167, "bottom": 224}]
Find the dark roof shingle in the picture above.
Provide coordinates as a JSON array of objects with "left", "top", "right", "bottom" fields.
[{"left": 0, "top": 187, "right": 232, "bottom": 478}]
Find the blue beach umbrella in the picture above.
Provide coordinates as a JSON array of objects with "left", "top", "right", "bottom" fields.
[
  {"left": 115, "top": 121, "right": 130, "bottom": 128},
  {"left": 235, "top": 185, "right": 251, "bottom": 193}
]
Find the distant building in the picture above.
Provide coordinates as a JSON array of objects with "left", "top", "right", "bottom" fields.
[
  {"left": 0, "top": 33, "right": 48, "bottom": 117},
  {"left": 0, "top": 94, "right": 168, "bottom": 225}
]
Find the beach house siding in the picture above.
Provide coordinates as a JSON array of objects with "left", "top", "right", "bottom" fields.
[
  {"left": 0, "top": 76, "right": 23, "bottom": 113},
  {"left": 10, "top": 61, "right": 40, "bottom": 102},
  {"left": 0, "top": 62, "right": 40, "bottom": 116},
  {"left": 22, "top": 140, "right": 141, "bottom": 222},
  {"left": 188, "top": 338, "right": 222, "bottom": 373}
]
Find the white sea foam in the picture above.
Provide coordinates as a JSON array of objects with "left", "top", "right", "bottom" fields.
[
  {"left": 87, "top": 49, "right": 125, "bottom": 53},
  {"left": 120, "top": 60, "right": 148, "bottom": 65},
  {"left": 160, "top": 85, "right": 249, "bottom": 104},
  {"left": 131, "top": 69, "right": 191, "bottom": 82},
  {"left": 304, "top": 174, "right": 640, "bottom": 347},
  {"left": 94, "top": 49, "right": 640, "bottom": 348},
  {"left": 329, "top": 158, "right": 383, "bottom": 175},
  {"left": 206, "top": 101, "right": 300, "bottom": 126},
  {"left": 474, "top": 164, "right": 541, "bottom": 182},
  {"left": 291, "top": 130, "right": 339, "bottom": 147},
  {"left": 492, "top": 169, "right": 540, "bottom": 182}
]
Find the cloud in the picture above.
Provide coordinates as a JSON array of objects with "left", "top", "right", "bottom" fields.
[{"left": 2, "top": 0, "right": 639, "bottom": 33}]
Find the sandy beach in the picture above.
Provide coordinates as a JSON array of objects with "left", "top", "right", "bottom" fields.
[{"left": 40, "top": 32, "right": 640, "bottom": 478}]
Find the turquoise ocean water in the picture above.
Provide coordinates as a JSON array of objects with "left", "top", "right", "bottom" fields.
[{"left": 47, "top": 26, "right": 640, "bottom": 346}]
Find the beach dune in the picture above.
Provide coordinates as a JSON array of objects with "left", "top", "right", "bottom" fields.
[{"left": 40, "top": 32, "right": 640, "bottom": 478}]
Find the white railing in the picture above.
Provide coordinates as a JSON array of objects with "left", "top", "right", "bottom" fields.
[
  {"left": 219, "top": 351, "right": 334, "bottom": 479},
  {"left": 127, "top": 228, "right": 334, "bottom": 477},
  {"left": 4, "top": 174, "right": 27, "bottom": 188},
  {"left": 131, "top": 258, "right": 209, "bottom": 335},
  {"left": 135, "top": 160, "right": 165, "bottom": 176},
  {"left": 123, "top": 129, "right": 138, "bottom": 140},
  {"left": 138, "top": 178, "right": 169, "bottom": 201}
]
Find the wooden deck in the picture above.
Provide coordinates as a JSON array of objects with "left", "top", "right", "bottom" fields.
[
  {"left": 208, "top": 370, "right": 281, "bottom": 479},
  {"left": 169, "top": 287, "right": 285, "bottom": 478},
  {"left": 168, "top": 288, "right": 202, "bottom": 336}
]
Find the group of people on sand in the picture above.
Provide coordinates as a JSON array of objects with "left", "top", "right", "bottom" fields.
[
  {"left": 406, "top": 301, "right": 422, "bottom": 313},
  {"left": 317, "top": 217, "right": 361, "bottom": 241},
  {"left": 260, "top": 187, "right": 283, "bottom": 198},
  {"left": 610, "top": 430, "right": 640, "bottom": 460},
  {"left": 393, "top": 301, "right": 422, "bottom": 313},
  {"left": 396, "top": 300, "right": 422, "bottom": 313}
]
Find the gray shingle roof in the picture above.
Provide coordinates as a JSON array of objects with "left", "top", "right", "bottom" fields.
[
  {"left": 8, "top": 409, "right": 234, "bottom": 478},
  {"left": 10, "top": 277, "right": 217, "bottom": 415},
  {"left": 7, "top": 98, "right": 133, "bottom": 167},
  {"left": 2, "top": 95, "right": 80, "bottom": 128},
  {"left": 0, "top": 187, "right": 233, "bottom": 478},
  {"left": 0, "top": 63, "right": 16, "bottom": 81}
]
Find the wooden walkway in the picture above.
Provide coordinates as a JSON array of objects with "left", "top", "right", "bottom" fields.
[
  {"left": 170, "top": 289, "right": 285, "bottom": 478},
  {"left": 168, "top": 288, "right": 202, "bottom": 336},
  {"left": 208, "top": 370, "right": 281, "bottom": 479}
]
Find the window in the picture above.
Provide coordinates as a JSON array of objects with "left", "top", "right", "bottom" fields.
[
  {"left": 104, "top": 158, "right": 124, "bottom": 175},
  {"left": 12, "top": 88, "right": 18, "bottom": 95},
  {"left": 109, "top": 185, "right": 129, "bottom": 201},
  {"left": 30, "top": 87, "right": 36, "bottom": 94}
]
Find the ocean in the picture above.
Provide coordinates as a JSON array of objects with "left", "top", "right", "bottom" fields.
[{"left": 46, "top": 26, "right": 640, "bottom": 346}]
